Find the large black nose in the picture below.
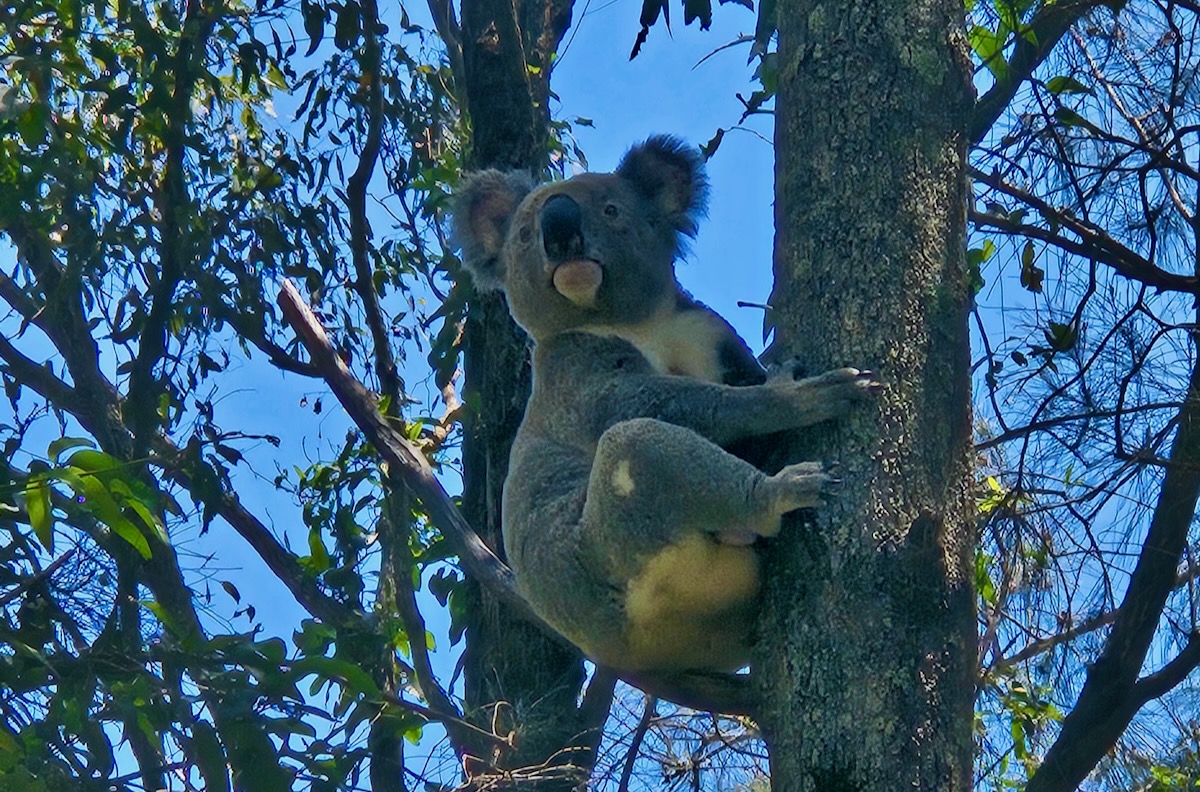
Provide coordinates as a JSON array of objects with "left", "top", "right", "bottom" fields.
[{"left": 541, "top": 194, "right": 585, "bottom": 260}]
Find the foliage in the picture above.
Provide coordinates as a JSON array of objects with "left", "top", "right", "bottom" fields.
[
  {"left": 2, "top": 0, "right": 1200, "bottom": 787},
  {"left": 968, "top": 0, "right": 1200, "bottom": 789},
  {"left": 0, "top": 0, "right": 466, "bottom": 785}
]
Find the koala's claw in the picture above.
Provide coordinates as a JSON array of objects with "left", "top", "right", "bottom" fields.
[
  {"left": 770, "top": 461, "right": 841, "bottom": 513},
  {"left": 834, "top": 368, "right": 885, "bottom": 396}
]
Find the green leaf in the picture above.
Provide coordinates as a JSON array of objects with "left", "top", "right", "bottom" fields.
[
  {"left": 302, "top": 0, "right": 325, "bottom": 56},
  {"left": 1019, "top": 241, "right": 1044, "bottom": 292},
  {"left": 221, "top": 580, "right": 242, "bottom": 603},
  {"left": 55, "top": 466, "right": 153, "bottom": 558},
  {"left": 48, "top": 436, "right": 95, "bottom": 461},
  {"left": 190, "top": 721, "right": 231, "bottom": 792},
  {"left": 969, "top": 25, "right": 1009, "bottom": 81},
  {"left": 109, "top": 517, "right": 153, "bottom": 559},
  {"left": 289, "top": 656, "right": 381, "bottom": 697},
  {"left": 333, "top": 0, "right": 361, "bottom": 50},
  {"left": 975, "top": 550, "right": 996, "bottom": 607},
  {"left": 1054, "top": 107, "right": 1090, "bottom": 128},
  {"left": 1045, "top": 75, "right": 1091, "bottom": 95},
  {"left": 1044, "top": 321, "right": 1078, "bottom": 352},
  {"left": 64, "top": 448, "right": 123, "bottom": 475},
  {"left": 24, "top": 475, "right": 53, "bottom": 552}
]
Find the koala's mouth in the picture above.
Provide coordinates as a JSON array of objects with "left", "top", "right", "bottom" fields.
[{"left": 551, "top": 259, "right": 603, "bottom": 307}]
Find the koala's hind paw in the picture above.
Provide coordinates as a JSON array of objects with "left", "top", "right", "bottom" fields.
[{"left": 769, "top": 461, "right": 841, "bottom": 514}]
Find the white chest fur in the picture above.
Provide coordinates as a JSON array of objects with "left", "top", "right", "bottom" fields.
[{"left": 581, "top": 308, "right": 729, "bottom": 382}]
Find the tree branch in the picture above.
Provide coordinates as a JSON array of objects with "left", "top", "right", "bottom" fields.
[
  {"left": 425, "top": 0, "right": 464, "bottom": 84},
  {"left": 969, "top": 167, "right": 1200, "bottom": 294},
  {"left": 378, "top": 490, "right": 476, "bottom": 759},
  {"left": 993, "top": 562, "right": 1200, "bottom": 670},
  {"left": 617, "top": 694, "right": 656, "bottom": 792},
  {"left": 153, "top": 443, "right": 359, "bottom": 627},
  {"left": 970, "top": 0, "right": 1109, "bottom": 145},
  {"left": 577, "top": 668, "right": 619, "bottom": 766},
  {"left": 976, "top": 401, "right": 1181, "bottom": 452},
  {"left": 1131, "top": 632, "right": 1200, "bottom": 705},
  {"left": 125, "top": 0, "right": 218, "bottom": 452},
  {"left": 0, "top": 331, "right": 88, "bottom": 418},
  {"left": 276, "top": 279, "right": 535, "bottom": 620},
  {"left": 346, "top": 0, "right": 401, "bottom": 405},
  {"left": 0, "top": 550, "right": 76, "bottom": 607},
  {"left": 1025, "top": 354, "right": 1200, "bottom": 792},
  {"left": 1, "top": 271, "right": 360, "bottom": 634}
]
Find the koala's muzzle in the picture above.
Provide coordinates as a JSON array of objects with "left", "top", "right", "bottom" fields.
[
  {"left": 541, "top": 194, "right": 586, "bottom": 260},
  {"left": 541, "top": 194, "right": 601, "bottom": 307}
]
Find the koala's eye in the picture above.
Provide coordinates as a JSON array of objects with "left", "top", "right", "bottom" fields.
[
  {"left": 603, "top": 203, "right": 620, "bottom": 218},
  {"left": 518, "top": 224, "right": 533, "bottom": 243}
]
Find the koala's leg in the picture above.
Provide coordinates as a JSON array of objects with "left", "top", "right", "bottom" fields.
[
  {"left": 583, "top": 417, "right": 834, "bottom": 556},
  {"left": 581, "top": 417, "right": 834, "bottom": 671}
]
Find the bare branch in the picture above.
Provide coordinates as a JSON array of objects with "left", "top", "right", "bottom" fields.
[
  {"left": 152, "top": 443, "right": 359, "bottom": 628},
  {"left": 1131, "top": 632, "right": 1200, "bottom": 705},
  {"left": 278, "top": 279, "right": 762, "bottom": 715},
  {"left": 970, "top": 166, "right": 1200, "bottom": 294},
  {"left": 125, "top": 0, "right": 218, "bottom": 452},
  {"left": 346, "top": 0, "right": 402, "bottom": 405},
  {"left": 577, "top": 668, "right": 618, "bottom": 766},
  {"left": 425, "top": 0, "right": 464, "bottom": 83},
  {"left": 380, "top": 490, "right": 474, "bottom": 758},
  {"left": 0, "top": 550, "right": 77, "bottom": 607},
  {"left": 976, "top": 402, "right": 1182, "bottom": 452},
  {"left": 993, "top": 563, "right": 1200, "bottom": 670},
  {"left": 617, "top": 695, "right": 657, "bottom": 792},
  {"left": 1026, "top": 355, "right": 1200, "bottom": 792}
]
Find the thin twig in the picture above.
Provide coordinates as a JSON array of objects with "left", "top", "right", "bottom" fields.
[{"left": 0, "top": 550, "right": 76, "bottom": 607}]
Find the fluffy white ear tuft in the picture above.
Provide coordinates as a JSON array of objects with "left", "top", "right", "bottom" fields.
[
  {"left": 451, "top": 170, "right": 535, "bottom": 291},
  {"left": 616, "top": 135, "right": 709, "bottom": 239}
]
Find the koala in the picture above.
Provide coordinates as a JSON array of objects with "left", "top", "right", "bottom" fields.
[{"left": 453, "top": 136, "right": 875, "bottom": 673}]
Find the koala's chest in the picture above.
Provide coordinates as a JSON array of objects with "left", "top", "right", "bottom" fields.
[{"left": 582, "top": 310, "right": 729, "bottom": 382}]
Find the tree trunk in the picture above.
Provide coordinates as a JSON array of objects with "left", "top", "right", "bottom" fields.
[
  {"left": 758, "top": 2, "right": 976, "bottom": 789},
  {"left": 457, "top": 0, "right": 603, "bottom": 785}
]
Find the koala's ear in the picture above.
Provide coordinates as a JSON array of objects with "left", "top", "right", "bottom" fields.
[
  {"left": 451, "top": 170, "right": 535, "bottom": 290},
  {"left": 616, "top": 135, "right": 709, "bottom": 238}
]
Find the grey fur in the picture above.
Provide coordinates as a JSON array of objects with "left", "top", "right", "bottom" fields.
[{"left": 452, "top": 137, "right": 876, "bottom": 672}]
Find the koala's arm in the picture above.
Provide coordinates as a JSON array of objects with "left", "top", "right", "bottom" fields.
[
  {"left": 596, "top": 368, "right": 872, "bottom": 447},
  {"left": 534, "top": 333, "right": 874, "bottom": 448}
]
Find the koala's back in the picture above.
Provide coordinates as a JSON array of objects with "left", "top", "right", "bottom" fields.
[{"left": 501, "top": 332, "right": 761, "bottom": 672}]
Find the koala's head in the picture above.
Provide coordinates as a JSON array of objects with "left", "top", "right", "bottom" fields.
[{"left": 452, "top": 136, "right": 708, "bottom": 340}]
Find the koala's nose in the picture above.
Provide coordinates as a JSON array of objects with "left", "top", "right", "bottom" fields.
[{"left": 541, "top": 194, "right": 585, "bottom": 261}]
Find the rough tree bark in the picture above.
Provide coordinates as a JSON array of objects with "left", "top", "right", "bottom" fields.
[
  {"left": 455, "top": 0, "right": 612, "bottom": 784},
  {"left": 758, "top": 1, "right": 977, "bottom": 790}
]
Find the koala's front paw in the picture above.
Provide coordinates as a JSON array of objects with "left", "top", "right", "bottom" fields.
[
  {"left": 774, "top": 367, "right": 882, "bottom": 423},
  {"left": 761, "top": 461, "right": 842, "bottom": 527},
  {"left": 804, "top": 367, "right": 882, "bottom": 395}
]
